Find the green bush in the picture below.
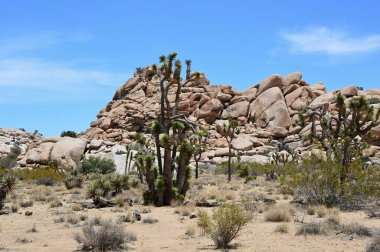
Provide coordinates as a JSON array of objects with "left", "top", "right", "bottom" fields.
[
  {"left": 86, "top": 174, "right": 129, "bottom": 199},
  {"left": 280, "top": 155, "right": 380, "bottom": 207},
  {"left": 60, "top": 130, "right": 77, "bottom": 138},
  {"left": 81, "top": 156, "right": 116, "bottom": 174},
  {"left": 198, "top": 204, "right": 250, "bottom": 249},
  {"left": 65, "top": 171, "right": 84, "bottom": 190}
]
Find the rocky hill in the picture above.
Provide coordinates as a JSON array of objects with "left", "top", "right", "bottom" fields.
[{"left": 15, "top": 67, "right": 380, "bottom": 172}]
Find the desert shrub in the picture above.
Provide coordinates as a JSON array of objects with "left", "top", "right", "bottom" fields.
[
  {"left": 275, "top": 223, "right": 289, "bottom": 233},
  {"left": 341, "top": 222, "right": 372, "bottom": 237},
  {"left": 65, "top": 171, "right": 84, "bottom": 190},
  {"left": 60, "top": 130, "right": 77, "bottom": 138},
  {"left": 87, "top": 174, "right": 129, "bottom": 199},
  {"left": 306, "top": 206, "right": 316, "bottom": 215},
  {"left": 49, "top": 198, "right": 62, "bottom": 208},
  {"left": 324, "top": 212, "right": 341, "bottom": 230},
  {"left": 70, "top": 203, "right": 82, "bottom": 211},
  {"left": 110, "top": 174, "right": 129, "bottom": 194},
  {"left": 197, "top": 204, "right": 250, "bottom": 249},
  {"left": 0, "top": 145, "right": 21, "bottom": 169},
  {"left": 296, "top": 222, "right": 327, "bottom": 236},
  {"left": 174, "top": 206, "right": 194, "bottom": 216},
  {"left": 264, "top": 207, "right": 292, "bottom": 222},
  {"left": 280, "top": 156, "right": 380, "bottom": 207},
  {"left": 143, "top": 217, "right": 158, "bottom": 224},
  {"left": 74, "top": 219, "right": 136, "bottom": 251},
  {"left": 316, "top": 205, "right": 327, "bottom": 218},
  {"left": 66, "top": 215, "right": 80, "bottom": 225},
  {"left": 87, "top": 175, "right": 113, "bottom": 198},
  {"left": 114, "top": 195, "right": 125, "bottom": 207},
  {"left": 11, "top": 202, "right": 19, "bottom": 212},
  {"left": 81, "top": 156, "right": 116, "bottom": 174},
  {"left": 0, "top": 174, "right": 16, "bottom": 210},
  {"left": 36, "top": 177, "right": 56, "bottom": 186},
  {"left": 185, "top": 226, "right": 196, "bottom": 237},
  {"left": 20, "top": 200, "right": 34, "bottom": 208},
  {"left": 367, "top": 233, "right": 380, "bottom": 252}
]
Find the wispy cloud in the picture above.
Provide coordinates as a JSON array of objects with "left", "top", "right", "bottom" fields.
[
  {"left": 281, "top": 27, "right": 380, "bottom": 55},
  {"left": 0, "top": 32, "right": 127, "bottom": 104},
  {"left": 0, "top": 59, "right": 126, "bottom": 104},
  {"left": 0, "top": 32, "right": 92, "bottom": 55}
]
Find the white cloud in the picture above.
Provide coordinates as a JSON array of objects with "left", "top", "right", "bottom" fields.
[{"left": 281, "top": 27, "right": 380, "bottom": 55}]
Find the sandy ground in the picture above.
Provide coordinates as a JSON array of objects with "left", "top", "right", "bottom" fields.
[{"left": 0, "top": 178, "right": 379, "bottom": 252}]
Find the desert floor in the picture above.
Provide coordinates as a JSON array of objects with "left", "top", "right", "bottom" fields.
[{"left": 0, "top": 175, "right": 379, "bottom": 252}]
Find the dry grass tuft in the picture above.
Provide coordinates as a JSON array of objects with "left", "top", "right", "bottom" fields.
[
  {"left": 264, "top": 205, "right": 292, "bottom": 222},
  {"left": 70, "top": 203, "right": 82, "bottom": 211},
  {"left": 275, "top": 223, "right": 290, "bottom": 233},
  {"left": 296, "top": 222, "right": 327, "bottom": 236}
]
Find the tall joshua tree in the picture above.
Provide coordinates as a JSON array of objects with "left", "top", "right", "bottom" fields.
[
  {"left": 222, "top": 118, "right": 238, "bottom": 182},
  {"left": 298, "top": 94, "right": 380, "bottom": 183},
  {"left": 146, "top": 53, "right": 201, "bottom": 206}
]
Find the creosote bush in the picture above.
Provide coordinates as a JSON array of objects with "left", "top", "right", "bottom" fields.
[
  {"left": 75, "top": 219, "right": 136, "bottom": 251},
  {"left": 81, "top": 156, "right": 116, "bottom": 175},
  {"left": 197, "top": 204, "right": 250, "bottom": 250},
  {"left": 280, "top": 156, "right": 380, "bottom": 207}
]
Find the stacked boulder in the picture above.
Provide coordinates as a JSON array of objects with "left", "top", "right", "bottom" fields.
[{"left": 0, "top": 128, "right": 42, "bottom": 163}]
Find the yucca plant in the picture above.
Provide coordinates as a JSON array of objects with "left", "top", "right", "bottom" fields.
[{"left": 0, "top": 174, "right": 16, "bottom": 210}]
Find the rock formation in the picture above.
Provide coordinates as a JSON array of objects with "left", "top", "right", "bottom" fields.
[{"left": 18, "top": 67, "right": 380, "bottom": 171}]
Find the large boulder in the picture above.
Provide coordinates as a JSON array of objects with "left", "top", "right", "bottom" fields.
[
  {"left": 196, "top": 98, "right": 223, "bottom": 123},
  {"left": 112, "top": 78, "right": 139, "bottom": 100},
  {"left": 231, "top": 135, "right": 254, "bottom": 151},
  {"left": 50, "top": 138, "right": 88, "bottom": 169},
  {"left": 256, "top": 74, "right": 283, "bottom": 96},
  {"left": 26, "top": 142, "right": 55, "bottom": 165},
  {"left": 340, "top": 86, "right": 358, "bottom": 97},
  {"left": 309, "top": 92, "right": 336, "bottom": 108},
  {"left": 249, "top": 87, "right": 291, "bottom": 130},
  {"left": 221, "top": 101, "right": 249, "bottom": 118},
  {"left": 283, "top": 72, "right": 302, "bottom": 89}
]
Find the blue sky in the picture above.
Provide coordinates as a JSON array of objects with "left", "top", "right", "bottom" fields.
[{"left": 1, "top": 0, "right": 379, "bottom": 136}]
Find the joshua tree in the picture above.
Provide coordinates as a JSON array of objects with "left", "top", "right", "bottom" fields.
[
  {"left": 144, "top": 53, "right": 202, "bottom": 206},
  {"left": 0, "top": 174, "right": 16, "bottom": 210},
  {"left": 299, "top": 94, "right": 380, "bottom": 183},
  {"left": 222, "top": 118, "right": 239, "bottom": 182},
  {"left": 191, "top": 127, "right": 209, "bottom": 179}
]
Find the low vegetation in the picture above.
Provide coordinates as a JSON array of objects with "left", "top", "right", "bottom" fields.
[
  {"left": 74, "top": 219, "right": 136, "bottom": 251},
  {"left": 198, "top": 204, "right": 250, "bottom": 249},
  {"left": 81, "top": 156, "right": 116, "bottom": 174}
]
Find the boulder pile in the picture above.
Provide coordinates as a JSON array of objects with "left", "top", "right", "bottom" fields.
[{"left": 16, "top": 67, "right": 380, "bottom": 171}]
